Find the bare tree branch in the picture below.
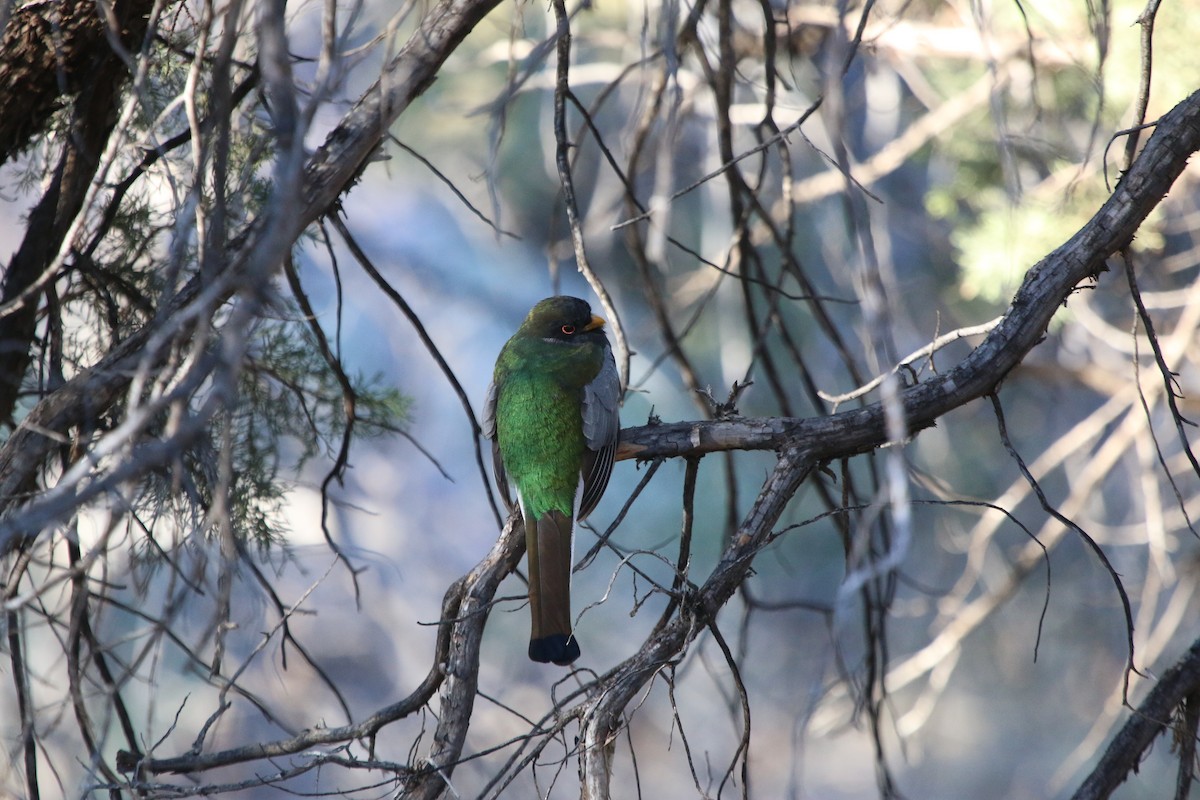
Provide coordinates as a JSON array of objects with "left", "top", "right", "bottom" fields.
[
  {"left": 617, "top": 88, "right": 1200, "bottom": 466},
  {"left": 1071, "top": 635, "right": 1200, "bottom": 800},
  {"left": 3, "top": 1, "right": 1200, "bottom": 797}
]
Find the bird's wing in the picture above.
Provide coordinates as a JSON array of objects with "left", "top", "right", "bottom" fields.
[
  {"left": 579, "top": 349, "right": 620, "bottom": 520},
  {"left": 483, "top": 379, "right": 515, "bottom": 511},
  {"left": 482, "top": 379, "right": 499, "bottom": 439}
]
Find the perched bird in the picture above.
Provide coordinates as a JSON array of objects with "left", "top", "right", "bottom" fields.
[{"left": 483, "top": 296, "right": 621, "bottom": 665}]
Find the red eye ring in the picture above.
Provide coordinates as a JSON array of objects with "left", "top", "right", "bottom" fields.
[{"left": 561, "top": 324, "right": 576, "bottom": 335}]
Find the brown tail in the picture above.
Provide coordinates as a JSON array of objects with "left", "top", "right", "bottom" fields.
[{"left": 525, "top": 509, "right": 581, "bottom": 665}]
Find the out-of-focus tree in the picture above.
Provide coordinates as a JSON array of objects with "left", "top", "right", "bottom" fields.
[{"left": 0, "top": 0, "right": 1198, "bottom": 798}]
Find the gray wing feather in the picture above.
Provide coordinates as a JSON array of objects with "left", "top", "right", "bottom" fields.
[
  {"left": 582, "top": 350, "right": 620, "bottom": 449},
  {"left": 483, "top": 380, "right": 515, "bottom": 511},
  {"left": 482, "top": 380, "right": 499, "bottom": 440},
  {"left": 579, "top": 348, "right": 620, "bottom": 519}
]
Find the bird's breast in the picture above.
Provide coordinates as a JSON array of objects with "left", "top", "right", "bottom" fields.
[{"left": 495, "top": 376, "right": 588, "bottom": 518}]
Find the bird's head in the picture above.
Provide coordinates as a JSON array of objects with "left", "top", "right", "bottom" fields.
[{"left": 519, "top": 296, "right": 607, "bottom": 345}]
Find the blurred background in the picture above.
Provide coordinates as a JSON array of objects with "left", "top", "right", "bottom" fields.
[{"left": 2, "top": 0, "right": 1199, "bottom": 797}]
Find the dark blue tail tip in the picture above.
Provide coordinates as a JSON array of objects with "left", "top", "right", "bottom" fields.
[{"left": 529, "top": 634, "right": 581, "bottom": 666}]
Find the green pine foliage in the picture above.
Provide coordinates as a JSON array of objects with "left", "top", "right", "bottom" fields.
[{"left": 6, "top": 28, "right": 413, "bottom": 557}]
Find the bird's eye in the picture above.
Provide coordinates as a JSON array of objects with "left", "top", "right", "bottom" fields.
[{"left": 561, "top": 324, "right": 576, "bottom": 335}]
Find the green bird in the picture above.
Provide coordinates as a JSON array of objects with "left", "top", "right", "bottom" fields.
[{"left": 483, "top": 296, "right": 621, "bottom": 665}]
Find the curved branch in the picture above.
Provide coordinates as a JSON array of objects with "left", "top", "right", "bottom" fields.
[
  {"left": 1070, "top": 635, "right": 1200, "bottom": 800},
  {"left": 614, "top": 88, "right": 1200, "bottom": 467},
  {"left": 572, "top": 87, "right": 1200, "bottom": 798},
  {"left": 0, "top": 0, "right": 508, "bottom": 556},
  {"left": 298, "top": 0, "right": 506, "bottom": 223},
  {"left": 400, "top": 517, "right": 526, "bottom": 799},
  {"left": 44, "top": 87, "right": 1200, "bottom": 789},
  {"left": 121, "top": 570, "right": 469, "bottom": 776},
  {"left": 580, "top": 447, "right": 813, "bottom": 799}
]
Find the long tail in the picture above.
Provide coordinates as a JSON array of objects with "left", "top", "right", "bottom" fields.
[{"left": 525, "top": 509, "right": 580, "bottom": 665}]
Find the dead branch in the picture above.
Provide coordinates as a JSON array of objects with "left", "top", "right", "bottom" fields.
[{"left": 1070, "top": 635, "right": 1200, "bottom": 800}]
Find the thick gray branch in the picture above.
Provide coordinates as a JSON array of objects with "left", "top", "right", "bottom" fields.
[
  {"left": 615, "top": 88, "right": 1200, "bottom": 466},
  {"left": 580, "top": 447, "right": 813, "bottom": 799},
  {"left": 1070, "top": 635, "right": 1200, "bottom": 800}
]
